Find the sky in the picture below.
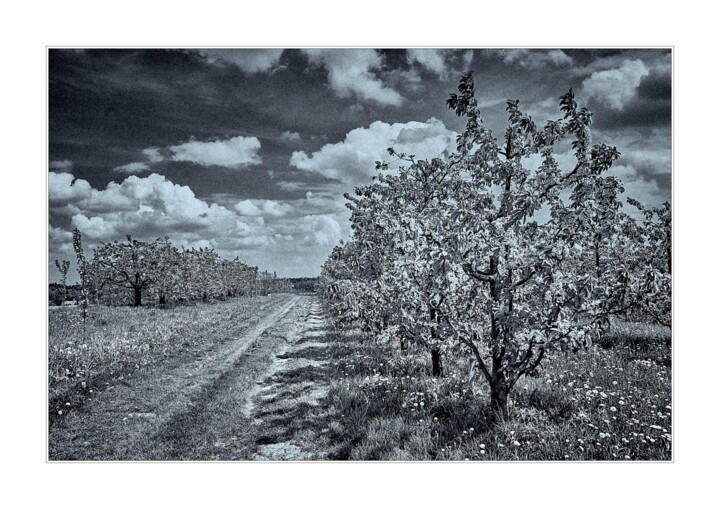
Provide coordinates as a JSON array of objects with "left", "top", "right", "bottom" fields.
[{"left": 48, "top": 48, "right": 671, "bottom": 281}]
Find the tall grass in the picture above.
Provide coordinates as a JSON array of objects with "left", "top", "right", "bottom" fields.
[
  {"left": 48, "top": 295, "right": 285, "bottom": 423},
  {"left": 321, "top": 322, "right": 671, "bottom": 460}
]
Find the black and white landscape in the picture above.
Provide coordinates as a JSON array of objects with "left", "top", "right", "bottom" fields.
[{"left": 48, "top": 48, "right": 671, "bottom": 461}]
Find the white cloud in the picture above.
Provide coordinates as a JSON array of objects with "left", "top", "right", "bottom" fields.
[
  {"left": 113, "top": 161, "right": 150, "bottom": 173},
  {"left": 64, "top": 173, "right": 242, "bottom": 241},
  {"left": 261, "top": 201, "right": 294, "bottom": 217},
  {"left": 290, "top": 118, "right": 456, "bottom": 185},
  {"left": 581, "top": 59, "right": 649, "bottom": 111},
  {"left": 49, "top": 172, "right": 92, "bottom": 202},
  {"left": 234, "top": 199, "right": 262, "bottom": 216},
  {"left": 142, "top": 147, "right": 164, "bottom": 163},
  {"left": 302, "top": 49, "right": 403, "bottom": 106},
  {"left": 300, "top": 215, "right": 343, "bottom": 246},
  {"left": 168, "top": 136, "right": 262, "bottom": 167},
  {"left": 200, "top": 49, "right": 284, "bottom": 73},
  {"left": 498, "top": 49, "right": 573, "bottom": 69},
  {"left": 621, "top": 148, "right": 671, "bottom": 175},
  {"left": 407, "top": 49, "right": 450, "bottom": 79},
  {"left": 49, "top": 172, "right": 357, "bottom": 278},
  {"left": 71, "top": 214, "right": 116, "bottom": 239},
  {"left": 49, "top": 159, "right": 73, "bottom": 171},
  {"left": 235, "top": 199, "right": 294, "bottom": 218},
  {"left": 49, "top": 225, "right": 73, "bottom": 244}
]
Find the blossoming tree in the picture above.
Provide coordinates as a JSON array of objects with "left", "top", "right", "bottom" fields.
[{"left": 321, "top": 72, "right": 664, "bottom": 420}]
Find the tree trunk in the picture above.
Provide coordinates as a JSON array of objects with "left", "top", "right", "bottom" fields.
[
  {"left": 159, "top": 294, "right": 166, "bottom": 306},
  {"left": 431, "top": 348, "right": 443, "bottom": 377},
  {"left": 490, "top": 381, "right": 509, "bottom": 421},
  {"left": 133, "top": 286, "right": 142, "bottom": 307},
  {"left": 429, "top": 308, "right": 443, "bottom": 377}
]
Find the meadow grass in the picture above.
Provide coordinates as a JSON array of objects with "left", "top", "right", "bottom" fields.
[
  {"left": 320, "top": 321, "right": 672, "bottom": 461},
  {"left": 48, "top": 296, "right": 284, "bottom": 425}
]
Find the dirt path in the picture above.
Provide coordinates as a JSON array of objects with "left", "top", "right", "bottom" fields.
[{"left": 49, "top": 294, "right": 337, "bottom": 461}]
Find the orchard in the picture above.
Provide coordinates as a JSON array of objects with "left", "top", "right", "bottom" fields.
[{"left": 319, "top": 72, "right": 671, "bottom": 421}]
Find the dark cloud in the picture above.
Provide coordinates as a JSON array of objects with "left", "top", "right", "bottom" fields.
[{"left": 638, "top": 72, "right": 672, "bottom": 100}]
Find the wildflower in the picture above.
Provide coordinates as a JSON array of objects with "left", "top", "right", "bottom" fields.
[
  {"left": 610, "top": 407, "right": 617, "bottom": 412},
  {"left": 513, "top": 441, "right": 521, "bottom": 447},
  {"left": 479, "top": 444, "right": 485, "bottom": 449}
]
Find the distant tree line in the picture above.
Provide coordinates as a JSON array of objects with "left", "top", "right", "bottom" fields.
[{"left": 52, "top": 233, "right": 293, "bottom": 307}]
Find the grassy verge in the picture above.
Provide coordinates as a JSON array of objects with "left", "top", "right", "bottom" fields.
[
  {"left": 318, "top": 321, "right": 671, "bottom": 461},
  {"left": 48, "top": 295, "right": 285, "bottom": 426}
]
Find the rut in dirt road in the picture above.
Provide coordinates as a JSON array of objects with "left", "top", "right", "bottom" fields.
[{"left": 245, "top": 300, "right": 336, "bottom": 460}]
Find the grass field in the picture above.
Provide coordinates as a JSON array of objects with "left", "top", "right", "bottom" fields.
[
  {"left": 48, "top": 295, "right": 289, "bottom": 427},
  {"left": 316, "top": 319, "right": 671, "bottom": 461},
  {"left": 48, "top": 298, "right": 671, "bottom": 461}
]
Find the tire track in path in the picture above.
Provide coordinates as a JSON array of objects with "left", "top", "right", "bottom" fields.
[{"left": 247, "top": 300, "right": 337, "bottom": 460}]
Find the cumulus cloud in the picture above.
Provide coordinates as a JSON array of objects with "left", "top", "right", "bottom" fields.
[
  {"left": 200, "top": 49, "right": 284, "bottom": 73},
  {"left": 50, "top": 159, "right": 73, "bottom": 172},
  {"left": 49, "top": 172, "right": 92, "bottom": 202},
  {"left": 49, "top": 171, "right": 350, "bottom": 279},
  {"left": 234, "top": 200, "right": 262, "bottom": 216},
  {"left": 289, "top": 118, "right": 456, "bottom": 185},
  {"left": 302, "top": 49, "right": 403, "bottom": 106},
  {"left": 235, "top": 199, "right": 294, "bottom": 218},
  {"left": 61, "top": 173, "right": 242, "bottom": 242},
  {"left": 300, "top": 214, "right": 343, "bottom": 247},
  {"left": 71, "top": 214, "right": 116, "bottom": 239},
  {"left": 113, "top": 161, "right": 150, "bottom": 173},
  {"left": 581, "top": 59, "right": 650, "bottom": 111},
  {"left": 497, "top": 49, "right": 573, "bottom": 70},
  {"left": 168, "top": 136, "right": 262, "bottom": 167},
  {"left": 49, "top": 226, "right": 74, "bottom": 257},
  {"left": 49, "top": 171, "right": 360, "bottom": 280}
]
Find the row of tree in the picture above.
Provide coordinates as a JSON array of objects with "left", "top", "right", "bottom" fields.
[
  {"left": 57, "top": 233, "right": 288, "bottom": 307},
  {"left": 319, "top": 72, "right": 671, "bottom": 419}
]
